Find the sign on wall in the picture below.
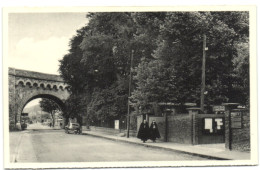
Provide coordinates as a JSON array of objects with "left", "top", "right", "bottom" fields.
[
  {"left": 203, "top": 117, "right": 224, "bottom": 134},
  {"left": 231, "top": 112, "right": 242, "bottom": 128},
  {"left": 212, "top": 105, "right": 225, "bottom": 114},
  {"left": 114, "top": 120, "right": 119, "bottom": 129}
]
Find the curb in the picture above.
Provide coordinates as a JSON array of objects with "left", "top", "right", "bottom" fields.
[{"left": 82, "top": 132, "right": 229, "bottom": 160}]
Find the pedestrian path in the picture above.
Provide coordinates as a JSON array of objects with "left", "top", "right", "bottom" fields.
[{"left": 82, "top": 130, "right": 250, "bottom": 160}]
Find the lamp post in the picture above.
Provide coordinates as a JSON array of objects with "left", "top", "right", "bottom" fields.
[
  {"left": 126, "top": 50, "right": 134, "bottom": 138},
  {"left": 200, "top": 34, "right": 207, "bottom": 113}
]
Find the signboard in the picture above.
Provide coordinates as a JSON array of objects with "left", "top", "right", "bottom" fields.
[
  {"left": 203, "top": 117, "right": 224, "bottom": 134},
  {"left": 21, "top": 113, "right": 28, "bottom": 116},
  {"left": 231, "top": 112, "right": 242, "bottom": 128},
  {"left": 114, "top": 120, "right": 119, "bottom": 129},
  {"left": 213, "top": 105, "right": 225, "bottom": 114}
]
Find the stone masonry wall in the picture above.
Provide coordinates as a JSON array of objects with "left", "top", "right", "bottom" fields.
[
  {"left": 225, "top": 110, "right": 250, "bottom": 152},
  {"left": 167, "top": 115, "right": 192, "bottom": 144},
  {"left": 9, "top": 73, "right": 16, "bottom": 130},
  {"left": 10, "top": 67, "right": 63, "bottom": 82}
]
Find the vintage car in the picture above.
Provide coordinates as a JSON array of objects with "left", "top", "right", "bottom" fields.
[
  {"left": 21, "top": 121, "right": 27, "bottom": 130},
  {"left": 65, "top": 122, "right": 82, "bottom": 134}
]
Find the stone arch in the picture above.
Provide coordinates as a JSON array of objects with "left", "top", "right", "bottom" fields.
[
  {"left": 33, "top": 82, "right": 38, "bottom": 87},
  {"left": 46, "top": 84, "right": 52, "bottom": 89},
  {"left": 16, "top": 90, "right": 66, "bottom": 125},
  {"left": 16, "top": 79, "right": 25, "bottom": 86},
  {"left": 17, "top": 80, "right": 25, "bottom": 87},
  {"left": 53, "top": 85, "right": 58, "bottom": 91},
  {"left": 40, "top": 83, "right": 45, "bottom": 88},
  {"left": 59, "top": 85, "right": 64, "bottom": 90},
  {"left": 25, "top": 81, "right": 32, "bottom": 87}
]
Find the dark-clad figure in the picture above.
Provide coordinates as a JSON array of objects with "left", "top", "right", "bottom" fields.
[
  {"left": 137, "top": 119, "right": 150, "bottom": 143},
  {"left": 150, "top": 120, "right": 160, "bottom": 142}
]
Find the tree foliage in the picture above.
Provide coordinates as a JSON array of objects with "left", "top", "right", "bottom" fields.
[
  {"left": 39, "top": 98, "right": 61, "bottom": 126},
  {"left": 59, "top": 12, "right": 249, "bottom": 126}
]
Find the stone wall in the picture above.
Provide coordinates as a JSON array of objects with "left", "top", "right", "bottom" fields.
[
  {"left": 10, "top": 67, "right": 63, "bottom": 82},
  {"left": 167, "top": 114, "right": 193, "bottom": 144},
  {"left": 9, "top": 74, "right": 16, "bottom": 130},
  {"left": 225, "top": 109, "right": 250, "bottom": 152}
]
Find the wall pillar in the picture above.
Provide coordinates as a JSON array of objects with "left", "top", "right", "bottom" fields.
[
  {"left": 187, "top": 108, "right": 200, "bottom": 145},
  {"left": 225, "top": 107, "right": 250, "bottom": 151}
]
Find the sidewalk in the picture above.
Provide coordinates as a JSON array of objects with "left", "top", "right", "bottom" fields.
[
  {"left": 9, "top": 131, "right": 24, "bottom": 162},
  {"left": 82, "top": 130, "right": 250, "bottom": 160}
]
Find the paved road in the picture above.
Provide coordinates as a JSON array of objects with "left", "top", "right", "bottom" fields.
[{"left": 11, "top": 124, "right": 209, "bottom": 162}]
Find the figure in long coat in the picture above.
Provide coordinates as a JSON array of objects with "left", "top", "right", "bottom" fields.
[
  {"left": 137, "top": 120, "right": 150, "bottom": 143},
  {"left": 150, "top": 120, "right": 160, "bottom": 142}
]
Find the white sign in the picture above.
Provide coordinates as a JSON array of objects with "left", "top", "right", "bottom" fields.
[
  {"left": 204, "top": 118, "right": 213, "bottom": 133},
  {"left": 114, "top": 120, "right": 119, "bottom": 129}
]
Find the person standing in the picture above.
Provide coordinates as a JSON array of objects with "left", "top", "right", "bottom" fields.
[
  {"left": 150, "top": 120, "right": 161, "bottom": 142},
  {"left": 137, "top": 119, "right": 150, "bottom": 143}
]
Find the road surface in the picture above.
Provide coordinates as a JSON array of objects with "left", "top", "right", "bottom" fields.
[{"left": 10, "top": 123, "right": 209, "bottom": 162}]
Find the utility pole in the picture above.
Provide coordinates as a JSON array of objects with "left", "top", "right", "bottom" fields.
[
  {"left": 127, "top": 50, "right": 134, "bottom": 138},
  {"left": 200, "top": 34, "right": 207, "bottom": 113}
]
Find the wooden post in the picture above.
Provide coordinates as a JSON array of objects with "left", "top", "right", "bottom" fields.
[
  {"left": 200, "top": 34, "right": 207, "bottom": 113},
  {"left": 164, "top": 112, "right": 168, "bottom": 142}
]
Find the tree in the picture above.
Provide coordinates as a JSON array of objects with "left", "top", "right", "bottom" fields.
[
  {"left": 151, "top": 12, "right": 249, "bottom": 106},
  {"left": 39, "top": 99, "right": 60, "bottom": 127},
  {"left": 60, "top": 13, "right": 138, "bottom": 126},
  {"left": 130, "top": 58, "right": 177, "bottom": 114},
  {"left": 59, "top": 11, "right": 249, "bottom": 127}
]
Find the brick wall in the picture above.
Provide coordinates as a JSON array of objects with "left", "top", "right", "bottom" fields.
[
  {"left": 225, "top": 109, "right": 250, "bottom": 152},
  {"left": 167, "top": 114, "right": 193, "bottom": 144}
]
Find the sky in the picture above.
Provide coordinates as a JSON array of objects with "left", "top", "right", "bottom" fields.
[
  {"left": 8, "top": 13, "right": 88, "bottom": 108},
  {"left": 8, "top": 13, "right": 88, "bottom": 75}
]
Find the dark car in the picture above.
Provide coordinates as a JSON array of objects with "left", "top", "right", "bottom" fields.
[
  {"left": 65, "top": 122, "right": 82, "bottom": 134},
  {"left": 21, "top": 122, "right": 27, "bottom": 130}
]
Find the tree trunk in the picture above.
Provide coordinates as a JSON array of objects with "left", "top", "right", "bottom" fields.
[{"left": 51, "top": 112, "right": 55, "bottom": 127}]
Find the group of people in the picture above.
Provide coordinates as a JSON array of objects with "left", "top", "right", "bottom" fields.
[{"left": 137, "top": 120, "right": 161, "bottom": 143}]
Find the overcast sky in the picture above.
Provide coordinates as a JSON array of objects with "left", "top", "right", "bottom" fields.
[
  {"left": 8, "top": 13, "right": 88, "bottom": 108},
  {"left": 8, "top": 13, "right": 88, "bottom": 75}
]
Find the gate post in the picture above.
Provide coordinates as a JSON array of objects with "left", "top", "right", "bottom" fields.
[
  {"left": 222, "top": 103, "right": 239, "bottom": 150},
  {"left": 225, "top": 109, "right": 232, "bottom": 150},
  {"left": 188, "top": 108, "right": 200, "bottom": 145},
  {"left": 164, "top": 112, "right": 168, "bottom": 142}
]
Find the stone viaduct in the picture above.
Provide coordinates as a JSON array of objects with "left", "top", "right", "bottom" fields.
[{"left": 9, "top": 68, "right": 70, "bottom": 130}]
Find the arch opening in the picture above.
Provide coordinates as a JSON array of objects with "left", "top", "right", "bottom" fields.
[
  {"left": 40, "top": 83, "right": 45, "bottom": 88},
  {"left": 33, "top": 83, "right": 38, "bottom": 87},
  {"left": 19, "top": 94, "right": 66, "bottom": 130},
  {"left": 59, "top": 86, "right": 64, "bottom": 90},
  {"left": 25, "top": 82, "right": 32, "bottom": 87},
  {"left": 17, "top": 81, "right": 25, "bottom": 87}
]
